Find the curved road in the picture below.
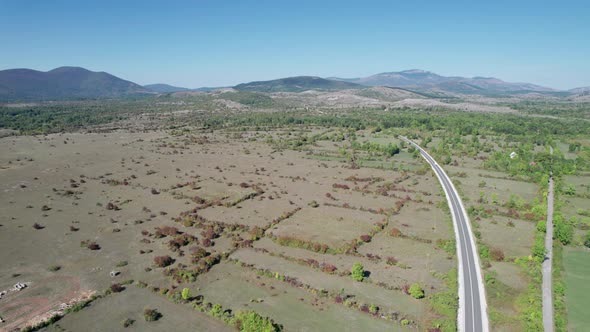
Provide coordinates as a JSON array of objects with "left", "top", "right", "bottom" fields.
[{"left": 401, "top": 137, "right": 489, "bottom": 332}]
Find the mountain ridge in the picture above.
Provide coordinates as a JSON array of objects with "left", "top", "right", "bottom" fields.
[
  {"left": 329, "top": 69, "right": 555, "bottom": 95},
  {"left": 0, "top": 66, "right": 152, "bottom": 101},
  {"left": 233, "top": 76, "right": 363, "bottom": 93}
]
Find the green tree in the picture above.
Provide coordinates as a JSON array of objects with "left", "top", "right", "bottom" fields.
[
  {"left": 584, "top": 231, "right": 590, "bottom": 248},
  {"left": 181, "top": 287, "right": 191, "bottom": 301},
  {"left": 210, "top": 303, "right": 223, "bottom": 318},
  {"left": 555, "top": 216, "right": 573, "bottom": 245},
  {"left": 233, "top": 310, "right": 281, "bottom": 332},
  {"left": 351, "top": 262, "right": 364, "bottom": 282},
  {"left": 409, "top": 283, "right": 425, "bottom": 299}
]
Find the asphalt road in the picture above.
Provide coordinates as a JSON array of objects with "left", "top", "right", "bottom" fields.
[{"left": 401, "top": 137, "right": 489, "bottom": 332}]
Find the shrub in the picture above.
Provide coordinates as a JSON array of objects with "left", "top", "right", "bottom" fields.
[
  {"left": 153, "top": 255, "right": 174, "bottom": 268},
  {"left": 584, "top": 231, "right": 590, "bottom": 248},
  {"left": 409, "top": 283, "right": 425, "bottom": 299},
  {"left": 351, "top": 262, "right": 364, "bottom": 282},
  {"left": 116, "top": 260, "right": 128, "bottom": 267},
  {"left": 369, "top": 304, "right": 379, "bottom": 314},
  {"left": 106, "top": 202, "right": 119, "bottom": 211},
  {"left": 490, "top": 248, "right": 505, "bottom": 261},
  {"left": 110, "top": 283, "right": 125, "bottom": 293},
  {"left": 249, "top": 226, "right": 264, "bottom": 241},
  {"left": 69, "top": 225, "right": 79, "bottom": 231},
  {"left": 48, "top": 265, "right": 61, "bottom": 272},
  {"left": 122, "top": 318, "right": 135, "bottom": 328},
  {"left": 80, "top": 240, "right": 101, "bottom": 250},
  {"left": 232, "top": 310, "right": 281, "bottom": 332},
  {"left": 332, "top": 183, "right": 350, "bottom": 190},
  {"left": 201, "top": 238, "right": 213, "bottom": 247},
  {"left": 359, "top": 234, "right": 371, "bottom": 243},
  {"left": 143, "top": 308, "right": 162, "bottom": 322},
  {"left": 181, "top": 287, "right": 191, "bottom": 301},
  {"left": 33, "top": 223, "right": 44, "bottom": 230},
  {"left": 386, "top": 256, "right": 398, "bottom": 265},
  {"left": 201, "top": 227, "right": 217, "bottom": 240},
  {"left": 555, "top": 218, "right": 573, "bottom": 245},
  {"left": 150, "top": 188, "right": 160, "bottom": 195},
  {"left": 389, "top": 227, "right": 402, "bottom": 237},
  {"left": 321, "top": 263, "right": 337, "bottom": 274},
  {"left": 154, "top": 226, "right": 179, "bottom": 238},
  {"left": 210, "top": 303, "right": 223, "bottom": 318}
]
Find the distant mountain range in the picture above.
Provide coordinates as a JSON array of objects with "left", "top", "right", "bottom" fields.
[
  {"left": 568, "top": 86, "right": 590, "bottom": 94},
  {"left": 234, "top": 76, "right": 363, "bottom": 93},
  {"left": 0, "top": 67, "right": 152, "bottom": 101},
  {"left": 143, "top": 84, "right": 229, "bottom": 93},
  {"left": 143, "top": 83, "right": 190, "bottom": 93},
  {"left": 0, "top": 66, "right": 588, "bottom": 101},
  {"left": 329, "top": 69, "right": 556, "bottom": 95}
]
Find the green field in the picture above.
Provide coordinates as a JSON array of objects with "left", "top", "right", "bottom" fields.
[{"left": 563, "top": 248, "right": 590, "bottom": 332}]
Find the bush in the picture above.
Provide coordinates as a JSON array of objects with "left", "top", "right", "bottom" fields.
[
  {"left": 33, "top": 223, "right": 45, "bottom": 230},
  {"left": 351, "top": 262, "right": 364, "bottom": 282},
  {"left": 584, "top": 231, "right": 590, "bottom": 248},
  {"left": 321, "top": 263, "right": 337, "bottom": 273},
  {"left": 409, "top": 283, "right": 425, "bottom": 299},
  {"left": 181, "top": 287, "right": 191, "bottom": 301},
  {"left": 359, "top": 234, "right": 372, "bottom": 243},
  {"left": 48, "top": 265, "right": 61, "bottom": 272},
  {"left": 122, "top": 318, "right": 135, "bottom": 328},
  {"left": 233, "top": 310, "right": 281, "bottom": 332},
  {"left": 210, "top": 303, "right": 223, "bottom": 318},
  {"left": 386, "top": 256, "right": 398, "bottom": 265},
  {"left": 153, "top": 255, "right": 174, "bottom": 268},
  {"left": 490, "top": 248, "right": 505, "bottom": 262},
  {"left": 555, "top": 218, "right": 573, "bottom": 245},
  {"left": 389, "top": 227, "right": 402, "bottom": 237},
  {"left": 143, "top": 308, "right": 162, "bottom": 321},
  {"left": 80, "top": 240, "right": 101, "bottom": 250},
  {"left": 110, "top": 283, "right": 125, "bottom": 293},
  {"left": 116, "top": 260, "right": 128, "bottom": 267}
]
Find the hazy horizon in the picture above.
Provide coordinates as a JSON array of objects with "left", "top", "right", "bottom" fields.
[{"left": 1, "top": 0, "right": 589, "bottom": 90}]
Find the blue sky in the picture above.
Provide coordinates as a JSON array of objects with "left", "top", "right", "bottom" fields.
[{"left": 1, "top": 0, "right": 588, "bottom": 89}]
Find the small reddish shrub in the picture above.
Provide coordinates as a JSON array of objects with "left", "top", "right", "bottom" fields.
[
  {"left": 200, "top": 227, "right": 217, "bottom": 240},
  {"left": 386, "top": 256, "right": 398, "bottom": 265},
  {"left": 106, "top": 202, "right": 120, "bottom": 211},
  {"left": 332, "top": 183, "right": 350, "bottom": 190},
  {"left": 154, "top": 255, "right": 174, "bottom": 268},
  {"left": 86, "top": 242, "right": 100, "bottom": 250},
  {"left": 321, "top": 264, "right": 338, "bottom": 274},
  {"left": 389, "top": 228, "right": 402, "bottom": 237},
  {"left": 401, "top": 284, "right": 410, "bottom": 295},
  {"left": 359, "top": 234, "right": 372, "bottom": 243},
  {"left": 490, "top": 248, "right": 505, "bottom": 262},
  {"left": 110, "top": 283, "right": 125, "bottom": 293},
  {"left": 154, "top": 226, "right": 179, "bottom": 238}
]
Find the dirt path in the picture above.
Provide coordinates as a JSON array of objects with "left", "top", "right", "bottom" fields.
[{"left": 542, "top": 146, "right": 554, "bottom": 332}]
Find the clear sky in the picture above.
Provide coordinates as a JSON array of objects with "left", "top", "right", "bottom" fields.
[{"left": 1, "top": 0, "right": 588, "bottom": 89}]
